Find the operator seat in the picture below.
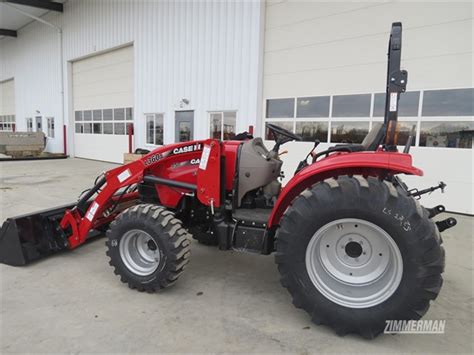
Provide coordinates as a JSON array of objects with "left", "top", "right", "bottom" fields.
[
  {"left": 333, "top": 122, "right": 386, "bottom": 152},
  {"left": 312, "top": 123, "right": 386, "bottom": 161}
]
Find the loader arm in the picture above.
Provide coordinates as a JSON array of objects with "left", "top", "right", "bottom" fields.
[
  {"left": 61, "top": 139, "right": 219, "bottom": 249},
  {"left": 0, "top": 139, "right": 220, "bottom": 266}
]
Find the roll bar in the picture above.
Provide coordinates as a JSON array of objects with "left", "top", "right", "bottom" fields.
[{"left": 383, "top": 22, "right": 408, "bottom": 150}]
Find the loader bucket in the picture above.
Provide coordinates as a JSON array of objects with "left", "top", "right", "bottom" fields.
[
  {"left": 0, "top": 203, "right": 76, "bottom": 266},
  {"left": 0, "top": 202, "right": 106, "bottom": 266}
]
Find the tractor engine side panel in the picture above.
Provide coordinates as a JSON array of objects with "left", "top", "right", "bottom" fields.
[
  {"left": 222, "top": 141, "right": 241, "bottom": 192},
  {"left": 145, "top": 149, "right": 202, "bottom": 208}
]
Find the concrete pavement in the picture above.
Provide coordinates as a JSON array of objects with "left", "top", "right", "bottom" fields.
[{"left": 0, "top": 158, "right": 472, "bottom": 353}]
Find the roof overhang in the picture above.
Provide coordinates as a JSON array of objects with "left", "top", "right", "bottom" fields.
[{"left": 0, "top": 0, "right": 64, "bottom": 40}]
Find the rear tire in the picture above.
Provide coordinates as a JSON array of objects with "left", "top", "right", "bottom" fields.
[
  {"left": 275, "top": 175, "right": 444, "bottom": 338},
  {"left": 106, "top": 204, "right": 191, "bottom": 292}
]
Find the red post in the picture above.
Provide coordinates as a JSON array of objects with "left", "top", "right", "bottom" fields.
[
  {"left": 248, "top": 125, "right": 254, "bottom": 135},
  {"left": 63, "top": 125, "right": 67, "bottom": 155},
  {"left": 127, "top": 123, "right": 134, "bottom": 153}
]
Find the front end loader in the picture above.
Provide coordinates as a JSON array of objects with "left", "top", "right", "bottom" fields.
[{"left": 0, "top": 23, "right": 457, "bottom": 338}]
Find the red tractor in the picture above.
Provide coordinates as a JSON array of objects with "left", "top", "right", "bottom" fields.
[{"left": 0, "top": 23, "right": 456, "bottom": 338}]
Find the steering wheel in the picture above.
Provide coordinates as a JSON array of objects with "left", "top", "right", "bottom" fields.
[{"left": 266, "top": 123, "right": 302, "bottom": 142}]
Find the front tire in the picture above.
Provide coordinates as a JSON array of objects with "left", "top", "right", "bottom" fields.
[
  {"left": 106, "top": 204, "right": 191, "bottom": 292},
  {"left": 275, "top": 175, "right": 444, "bottom": 338}
]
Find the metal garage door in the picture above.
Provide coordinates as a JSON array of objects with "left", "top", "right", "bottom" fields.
[
  {"left": 72, "top": 46, "right": 133, "bottom": 163},
  {"left": 0, "top": 79, "right": 15, "bottom": 132}
]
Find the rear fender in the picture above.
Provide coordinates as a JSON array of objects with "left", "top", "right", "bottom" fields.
[{"left": 267, "top": 152, "right": 422, "bottom": 229}]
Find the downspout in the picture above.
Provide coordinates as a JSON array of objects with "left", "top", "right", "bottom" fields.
[
  {"left": 3, "top": 3, "right": 65, "bottom": 153},
  {"left": 254, "top": 0, "right": 266, "bottom": 138}
]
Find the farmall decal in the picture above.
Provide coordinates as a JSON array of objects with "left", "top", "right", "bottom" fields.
[{"left": 172, "top": 143, "right": 202, "bottom": 155}]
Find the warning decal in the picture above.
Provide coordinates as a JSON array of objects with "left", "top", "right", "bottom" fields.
[
  {"left": 86, "top": 201, "right": 99, "bottom": 222},
  {"left": 199, "top": 145, "right": 211, "bottom": 170}
]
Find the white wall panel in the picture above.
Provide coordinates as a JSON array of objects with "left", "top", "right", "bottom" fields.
[
  {"left": 72, "top": 45, "right": 134, "bottom": 110},
  {"left": 0, "top": 79, "right": 15, "bottom": 115},
  {"left": 74, "top": 134, "right": 129, "bottom": 163},
  {"left": 264, "top": 1, "right": 473, "bottom": 97},
  {"left": 0, "top": 12, "right": 62, "bottom": 152}
]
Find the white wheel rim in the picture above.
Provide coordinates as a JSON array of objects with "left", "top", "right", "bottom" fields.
[
  {"left": 305, "top": 218, "right": 403, "bottom": 308},
  {"left": 119, "top": 229, "right": 160, "bottom": 276}
]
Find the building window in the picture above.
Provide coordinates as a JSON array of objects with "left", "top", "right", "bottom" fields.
[
  {"left": 265, "top": 121, "right": 294, "bottom": 140},
  {"left": 75, "top": 111, "right": 82, "bottom": 121},
  {"left": 103, "top": 109, "right": 113, "bottom": 120},
  {"left": 83, "top": 110, "right": 92, "bottom": 121},
  {"left": 266, "top": 98, "right": 295, "bottom": 118},
  {"left": 35, "top": 116, "right": 42, "bottom": 132},
  {"left": 114, "top": 122, "right": 125, "bottom": 135},
  {"left": 264, "top": 88, "right": 473, "bottom": 150},
  {"left": 296, "top": 96, "right": 330, "bottom": 118},
  {"left": 209, "top": 111, "right": 237, "bottom": 140},
  {"left": 26, "top": 117, "right": 33, "bottom": 132},
  {"left": 93, "top": 122, "right": 102, "bottom": 134},
  {"left": 75, "top": 108, "right": 131, "bottom": 135},
  {"left": 46, "top": 117, "right": 55, "bottom": 138},
  {"left": 422, "top": 89, "right": 474, "bottom": 116},
  {"left": 332, "top": 94, "right": 371, "bottom": 117},
  {"left": 93, "top": 110, "right": 102, "bottom": 120},
  {"left": 373, "top": 91, "right": 420, "bottom": 117},
  {"left": 83, "top": 122, "right": 92, "bottom": 134},
  {"left": 419, "top": 121, "right": 473, "bottom": 148},
  {"left": 146, "top": 113, "right": 164, "bottom": 145},
  {"left": 114, "top": 108, "right": 125, "bottom": 121},
  {"left": 103, "top": 122, "right": 113, "bottom": 134},
  {"left": 75, "top": 123, "right": 83, "bottom": 134},
  {"left": 0, "top": 115, "right": 15, "bottom": 131},
  {"left": 295, "top": 121, "right": 328, "bottom": 142},
  {"left": 395, "top": 121, "right": 417, "bottom": 147},
  {"left": 126, "top": 107, "right": 133, "bottom": 121},
  {"left": 331, "top": 121, "right": 370, "bottom": 143}
]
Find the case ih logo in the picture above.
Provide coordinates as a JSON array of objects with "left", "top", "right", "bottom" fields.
[{"left": 173, "top": 143, "right": 202, "bottom": 155}]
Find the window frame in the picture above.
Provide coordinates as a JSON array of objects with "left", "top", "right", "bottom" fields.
[
  {"left": 263, "top": 87, "right": 473, "bottom": 149},
  {"left": 74, "top": 107, "right": 132, "bottom": 135},
  {"left": 26, "top": 117, "right": 33, "bottom": 132},
  {"left": 145, "top": 113, "right": 165, "bottom": 146},
  {"left": 0, "top": 115, "right": 15, "bottom": 132},
  {"left": 265, "top": 98, "right": 295, "bottom": 119},
  {"left": 46, "top": 117, "right": 55, "bottom": 138},
  {"left": 208, "top": 110, "right": 238, "bottom": 141}
]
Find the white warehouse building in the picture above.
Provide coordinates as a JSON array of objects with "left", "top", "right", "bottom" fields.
[{"left": 0, "top": 0, "right": 472, "bottom": 214}]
